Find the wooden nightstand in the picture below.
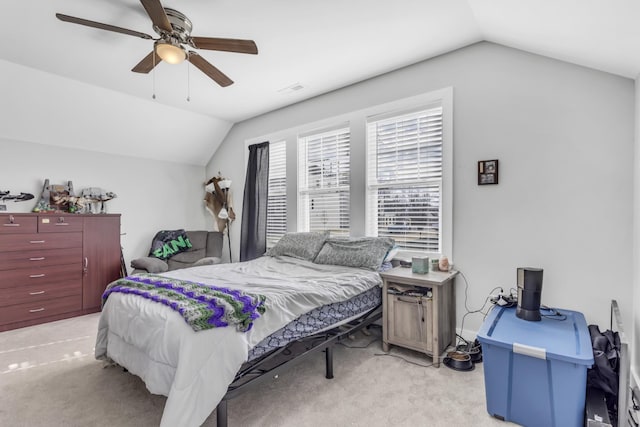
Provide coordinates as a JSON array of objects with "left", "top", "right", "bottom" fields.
[{"left": 380, "top": 266, "right": 457, "bottom": 367}]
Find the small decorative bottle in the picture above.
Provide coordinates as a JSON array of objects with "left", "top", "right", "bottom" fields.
[{"left": 439, "top": 256, "right": 450, "bottom": 272}]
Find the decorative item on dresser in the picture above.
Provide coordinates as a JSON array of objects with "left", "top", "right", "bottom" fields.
[{"left": 0, "top": 213, "right": 121, "bottom": 332}]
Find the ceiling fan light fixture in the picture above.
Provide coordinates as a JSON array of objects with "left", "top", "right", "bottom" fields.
[
  {"left": 155, "top": 39, "right": 186, "bottom": 64},
  {"left": 56, "top": 0, "right": 258, "bottom": 87}
]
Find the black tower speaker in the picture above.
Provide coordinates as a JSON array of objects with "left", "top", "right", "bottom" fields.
[{"left": 516, "top": 267, "right": 543, "bottom": 321}]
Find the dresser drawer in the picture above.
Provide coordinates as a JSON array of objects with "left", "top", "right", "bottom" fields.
[
  {"left": 0, "top": 215, "right": 37, "bottom": 234},
  {"left": 37, "top": 215, "right": 83, "bottom": 233},
  {"left": 0, "top": 247, "right": 82, "bottom": 271},
  {"left": 0, "top": 232, "right": 82, "bottom": 252},
  {"left": 0, "top": 294, "right": 82, "bottom": 325},
  {"left": 0, "top": 280, "right": 82, "bottom": 307},
  {"left": 0, "top": 264, "right": 82, "bottom": 289}
]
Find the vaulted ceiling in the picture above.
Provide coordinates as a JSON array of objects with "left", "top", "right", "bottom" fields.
[{"left": 3, "top": 0, "right": 639, "bottom": 164}]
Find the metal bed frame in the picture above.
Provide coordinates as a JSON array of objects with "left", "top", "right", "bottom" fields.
[{"left": 215, "top": 304, "right": 382, "bottom": 427}]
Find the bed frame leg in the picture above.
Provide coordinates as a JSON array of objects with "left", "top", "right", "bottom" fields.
[
  {"left": 325, "top": 345, "right": 334, "bottom": 379},
  {"left": 216, "top": 399, "right": 228, "bottom": 427}
]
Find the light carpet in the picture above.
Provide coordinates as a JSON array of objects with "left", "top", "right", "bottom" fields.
[{"left": 0, "top": 313, "right": 510, "bottom": 427}]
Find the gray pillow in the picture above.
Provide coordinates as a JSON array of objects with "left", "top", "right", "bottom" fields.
[
  {"left": 265, "top": 231, "right": 329, "bottom": 261},
  {"left": 130, "top": 256, "right": 169, "bottom": 274},
  {"left": 313, "top": 237, "right": 395, "bottom": 270}
]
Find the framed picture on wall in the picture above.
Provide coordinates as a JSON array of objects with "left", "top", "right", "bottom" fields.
[{"left": 478, "top": 160, "right": 499, "bottom": 185}]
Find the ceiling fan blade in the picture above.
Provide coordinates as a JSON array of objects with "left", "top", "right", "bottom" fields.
[
  {"left": 188, "top": 52, "right": 233, "bottom": 87},
  {"left": 191, "top": 37, "right": 258, "bottom": 54},
  {"left": 140, "top": 0, "right": 172, "bottom": 33},
  {"left": 56, "top": 13, "right": 153, "bottom": 39},
  {"left": 131, "top": 51, "right": 162, "bottom": 73}
]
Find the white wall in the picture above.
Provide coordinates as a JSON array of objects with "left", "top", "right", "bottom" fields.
[
  {"left": 0, "top": 59, "right": 232, "bottom": 166},
  {"left": 0, "top": 139, "right": 212, "bottom": 269},
  {"left": 0, "top": 59, "right": 226, "bottom": 270},
  {"left": 208, "top": 41, "right": 635, "bottom": 334}
]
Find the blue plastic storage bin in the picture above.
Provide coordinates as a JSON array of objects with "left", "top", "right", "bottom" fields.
[{"left": 477, "top": 306, "right": 593, "bottom": 427}]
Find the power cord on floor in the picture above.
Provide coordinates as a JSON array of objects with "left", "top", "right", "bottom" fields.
[
  {"left": 342, "top": 327, "right": 439, "bottom": 367},
  {"left": 457, "top": 270, "right": 499, "bottom": 349},
  {"left": 337, "top": 336, "right": 380, "bottom": 349},
  {"left": 373, "top": 350, "right": 436, "bottom": 368}
]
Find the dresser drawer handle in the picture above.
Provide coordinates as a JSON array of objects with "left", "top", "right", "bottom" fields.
[
  {"left": 29, "top": 308, "right": 45, "bottom": 313},
  {"left": 29, "top": 291, "right": 45, "bottom": 295},
  {"left": 2, "top": 223, "right": 20, "bottom": 227},
  {"left": 29, "top": 240, "right": 45, "bottom": 244},
  {"left": 29, "top": 257, "right": 46, "bottom": 261},
  {"left": 55, "top": 223, "right": 69, "bottom": 226},
  {"left": 29, "top": 274, "right": 45, "bottom": 278}
]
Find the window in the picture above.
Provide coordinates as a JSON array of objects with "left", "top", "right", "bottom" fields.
[
  {"left": 298, "top": 126, "right": 350, "bottom": 236},
  {"left": 266, "top": 140, "right": 287, "bottom": 248},
  {"left": 366, "top": 106, "right": 443, "bottom": 252}
]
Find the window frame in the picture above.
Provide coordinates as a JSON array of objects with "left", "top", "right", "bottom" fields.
[
  {"left": 365, "top": 102, "right": 446, "bottom": 254},
  {"left": 266, "top": 139, "right": 287, "bottom": 248},
  {"left": 244, "top": 87, "right": 453, "bottom": 259},
  {"left": 297, "top": 124, "right": 351, "bottom": 236}
]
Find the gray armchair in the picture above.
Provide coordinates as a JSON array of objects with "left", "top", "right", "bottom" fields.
[{"left": 131, "top": 230, "right": 223, "bottom": 274}]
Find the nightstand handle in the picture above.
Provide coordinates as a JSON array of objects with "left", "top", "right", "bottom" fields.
[{"left": 397, "top": 296, "right": 421, "bottom": 304}]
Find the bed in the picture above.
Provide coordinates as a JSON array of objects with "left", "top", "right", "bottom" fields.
[{"left": 95, "top": 234, "right": 394, "bottom": 427}]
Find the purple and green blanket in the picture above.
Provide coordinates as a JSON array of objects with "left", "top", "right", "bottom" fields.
[{"left": 101, "top": 274, "right": 266, "bottom": 332}]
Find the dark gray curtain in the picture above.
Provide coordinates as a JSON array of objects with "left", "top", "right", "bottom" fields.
[{"left": 240, "top": 141, "right": 269, "bottom": 261}]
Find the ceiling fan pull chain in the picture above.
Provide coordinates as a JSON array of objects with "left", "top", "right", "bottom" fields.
[
  {"left": 152, "top": 51, "right": 157, "bottom": 100},
  {"left": 187, "top": 61, "right": 191, "bottom": 102}
]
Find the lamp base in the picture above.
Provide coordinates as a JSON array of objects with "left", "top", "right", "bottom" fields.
[{"left": 516, "top": 306, "right": 541, "bottom": 321}]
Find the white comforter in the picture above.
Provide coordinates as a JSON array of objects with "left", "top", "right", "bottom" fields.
[{"left": 95, "top": 255, "right": 382, "bottom": 427}]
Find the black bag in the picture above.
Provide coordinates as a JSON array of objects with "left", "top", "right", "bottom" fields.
[{"left": 587, "top": 324, "right": 620, "bottom": 425}]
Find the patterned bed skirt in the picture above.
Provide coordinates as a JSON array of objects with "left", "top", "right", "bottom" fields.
[{"left": 248, "top": 286, "right": 381, "bottom": 360}]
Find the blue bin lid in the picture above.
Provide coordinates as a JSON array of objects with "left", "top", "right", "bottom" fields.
[{"left": 477, "top": 306, "right": 594, "bottom": 366}]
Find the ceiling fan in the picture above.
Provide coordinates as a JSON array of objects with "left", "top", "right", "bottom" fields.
[{"left": 56, "top": 0, "right": 258, "bottom": 87}]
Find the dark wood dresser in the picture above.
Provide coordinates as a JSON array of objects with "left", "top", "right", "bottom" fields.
[{"left": 0, "top": 213, "right": 121, "bottom": 331}]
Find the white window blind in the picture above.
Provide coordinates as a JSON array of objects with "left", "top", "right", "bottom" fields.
[
  {"left": 266, "top": 140, "right": 287, "bottom": 248},
  {"left": 366, "top": 106, "right": 443, "bottom": 252},
  {"left": 298, "top": 126, "right": 350, "bottom": 236}
]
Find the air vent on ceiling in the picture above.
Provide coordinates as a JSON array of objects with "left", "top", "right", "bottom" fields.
[{"left": 277, "top": 83, "right": 304, "bottom": 94}]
